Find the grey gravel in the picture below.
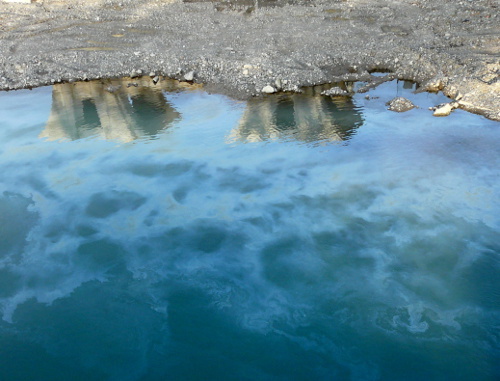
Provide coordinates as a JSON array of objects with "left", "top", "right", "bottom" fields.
[{"left": 0, "top": 0, "right": 498, "bottom": 120}]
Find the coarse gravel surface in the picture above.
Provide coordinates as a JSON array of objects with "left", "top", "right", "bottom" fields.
[{"left": 0, "top": 0, "right": 498, "bottom": 119}]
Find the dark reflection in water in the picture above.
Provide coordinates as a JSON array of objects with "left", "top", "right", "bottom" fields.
[
  {"left": 230, "top": 85, "right": 363, "bottom": 144},
  {"left": 40, "top": 78, "right": 185, "bottom": 142}
]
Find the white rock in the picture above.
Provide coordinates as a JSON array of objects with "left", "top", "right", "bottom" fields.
[
  {"left": 261, "top": 85, "right": 276, "bottom": 94},
  {"left": 184, "top": 71, "right": 195, "bottom": 81},
  {"left": 432, "top": 103, "right": 454, "bottom": 116}
]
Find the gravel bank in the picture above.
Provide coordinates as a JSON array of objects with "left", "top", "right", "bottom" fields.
[{"left": 0, "top": 0, "right": 498, "bottom": 119}]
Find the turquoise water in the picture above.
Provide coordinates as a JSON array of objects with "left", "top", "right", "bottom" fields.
[{"left": 0, "top": 79, "right": 499, "bottom": 380}]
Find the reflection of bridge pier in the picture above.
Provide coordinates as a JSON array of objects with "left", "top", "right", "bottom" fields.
[
  {"left": 40, "top": 78, "right": 184, "bottom": 142},
  {"left": 229, "top": 83, "right": 363, "bottom": 144}
]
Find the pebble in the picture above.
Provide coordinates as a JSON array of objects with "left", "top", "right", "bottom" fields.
[
  {"left": 261, "top": 85, "right": 276, "bottom": 94},
  {"left": 386, "top": 97, "right": 416, "bottom": 112},
  {"left": 152, "top": 76, "right": 160, "bottom": 84},
  {"left": 184, "top": 71, "right": 195, "bottom": 81}
]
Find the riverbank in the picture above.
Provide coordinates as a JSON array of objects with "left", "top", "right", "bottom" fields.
[{"left": 0, "top": 0, "right": 498, "bottom": 120}]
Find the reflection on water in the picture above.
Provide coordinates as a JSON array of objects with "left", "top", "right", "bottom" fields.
[
  {"left": 40, "top": 80, "right": 362, "bottom": 145},
  {"left": 40, "top": 78, "right": 192, "bottom": 142},
  {"left": 0, "top": 80, "right": 499, "bottom": 381},
  {"left": 230, "top": 85, "right": 362, "bottom": 144}
]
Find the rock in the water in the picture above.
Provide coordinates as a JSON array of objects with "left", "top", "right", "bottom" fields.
[
  {"left": 386, "top": 97, "right": 416, "bottom": 112},
  {"left": 431, "top": 102, "right": 458, "bottom": 117},
  {"left": 184, "top": 71, "right": 195, "bottom": 81},
  {"left": 152, "top": 76, "right": 160, "bottom": 85},
  {"left": 321, "top": 87, "right": 349, "bottom": 96},
  {"left": 262, "top": 85, "right": 276, "bottom": 94}
]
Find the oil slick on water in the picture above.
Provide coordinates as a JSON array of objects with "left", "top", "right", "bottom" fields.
[{"left": 0, "top": 78, "right": 498, "bottom": 381}]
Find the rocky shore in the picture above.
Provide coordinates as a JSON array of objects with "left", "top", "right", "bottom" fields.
[{"left": 0, "top": 0, "right": 498, "bottom": 120}]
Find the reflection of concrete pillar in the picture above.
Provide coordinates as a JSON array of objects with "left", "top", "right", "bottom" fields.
[
  {"left": 40, "top": 79, "right": 182, "bottom": 142},
  {"left": 292, "top": 95, "right": 342, "bottom": 141},
  {"left": 231, "top": 98, "right": 279, "bottom": 142},
  {"left": 230, "top": 91, "right": 363, "bottom": 144},
  {"left": 40, "top": 84, "right": 86, "bottom": 141},
  {"left": 92, "top": 89, "right": 138, "bottom": 142}
]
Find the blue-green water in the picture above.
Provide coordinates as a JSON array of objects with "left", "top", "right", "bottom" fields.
[{"left": 0, "top": 79, "right": 499, "bottom": 380}]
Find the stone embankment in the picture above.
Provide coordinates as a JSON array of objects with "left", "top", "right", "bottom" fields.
[{"left": 0, "top": 0, "right": 498, "bottom": 120}]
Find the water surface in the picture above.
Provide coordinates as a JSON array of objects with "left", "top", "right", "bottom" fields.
[{"left": 0, "top": 78, "right": 499, "bottom": 380}]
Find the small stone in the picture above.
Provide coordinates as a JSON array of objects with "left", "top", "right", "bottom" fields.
[
  {"left": 149, "top": 72, "right": 156, "bottom": 77},
  {"left": 275, "top": 79, "right": 282, "bottom": 90},
  {"left": 432, "top": 102, "right": 457, "bottom": 117},
  {"left": 184, "top": 71, "right": 195, "bottom": 81},
  {"left": 152, "top": 76, "right": 160, "bottom": 84},
  {"left": 261, "top": 85, "right": 276, "bottom": 94},
  {"left": 130, "top": 70, "right": 139, "bottom": 78},
  {"left": 321, "top": 87, "right": 349, "bottom": 96},
  {"left": 386, "top": 97, "right": 416, "bottom": 112},
  {"left": 242, "top": 69, "right": 249, "bottom": 76},
  {"left": 127, "top": 82, "right": 138, "bottom": 88}
]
